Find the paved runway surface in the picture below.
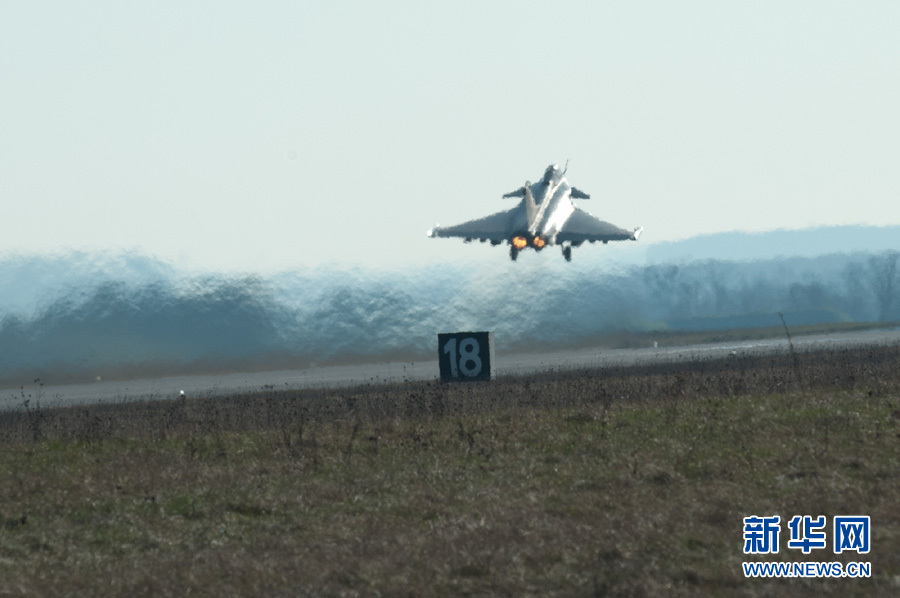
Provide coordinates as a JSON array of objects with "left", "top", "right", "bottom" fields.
[{"left": 3, "top": 327, "right": 899, "bottom": 412}]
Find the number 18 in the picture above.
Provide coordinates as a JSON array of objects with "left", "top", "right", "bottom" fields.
[{"left": 442, "top": 336, "right": 483, "bottom": 378}]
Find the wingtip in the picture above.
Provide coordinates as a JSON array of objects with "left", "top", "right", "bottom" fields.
[
  {"left": 632, "top": 226, "right": 643, "bottom": 241},
  {"left": 426, "top": 225, "right": 439, "bottom": 238}
]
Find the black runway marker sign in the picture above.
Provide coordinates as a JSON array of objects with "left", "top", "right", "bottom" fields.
[{"left": 438, "top": 331, "right": 495, "bottom": 382}]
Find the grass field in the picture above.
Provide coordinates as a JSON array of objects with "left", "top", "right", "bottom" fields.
[{"left": 1, "top": 344, "right": 899, "bottom": 596}]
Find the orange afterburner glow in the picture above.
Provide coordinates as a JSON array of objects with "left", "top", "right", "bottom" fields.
[
  {"left": 512, "top": 236, "right": 528, "bottom": 249},
  {"left": 533, "top": 236, "right": 546, "bottom": 248}
]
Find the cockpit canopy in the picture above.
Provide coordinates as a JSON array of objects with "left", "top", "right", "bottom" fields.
[{"left": 542, "top": 164, "right": 560, "bottom": 185}]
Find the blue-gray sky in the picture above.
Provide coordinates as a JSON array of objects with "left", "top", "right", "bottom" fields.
[{"left": 2, "top": 1, "right": 899, "bottom": 272}]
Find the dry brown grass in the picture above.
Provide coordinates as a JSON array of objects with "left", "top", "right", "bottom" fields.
[{"left": 1, "top": 345, "right": 899, "bottom": 596}]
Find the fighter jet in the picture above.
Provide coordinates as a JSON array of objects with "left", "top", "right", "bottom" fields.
[{"left": 427, "top": 163, "right": 642, "bottom": 261}]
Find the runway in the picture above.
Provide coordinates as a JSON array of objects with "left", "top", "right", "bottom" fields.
[{"left": 3, "top": 327, "right": 899, "bottom": 412}]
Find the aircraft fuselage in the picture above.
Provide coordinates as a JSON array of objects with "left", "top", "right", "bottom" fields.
[{"left": 526, "top": 176, "right": 575, "bottom": 245}]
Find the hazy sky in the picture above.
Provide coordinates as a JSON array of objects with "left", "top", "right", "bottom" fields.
[{"left": 2, "top": 2, "right": 899, "bottom": 272}]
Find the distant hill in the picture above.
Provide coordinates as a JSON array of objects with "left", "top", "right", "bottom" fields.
[
  {"left": 0, "top": 251, "right": 176, "bottom": 317},
  {"left": 645, "top": 225, "right": 900, "bottom": 264}
]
